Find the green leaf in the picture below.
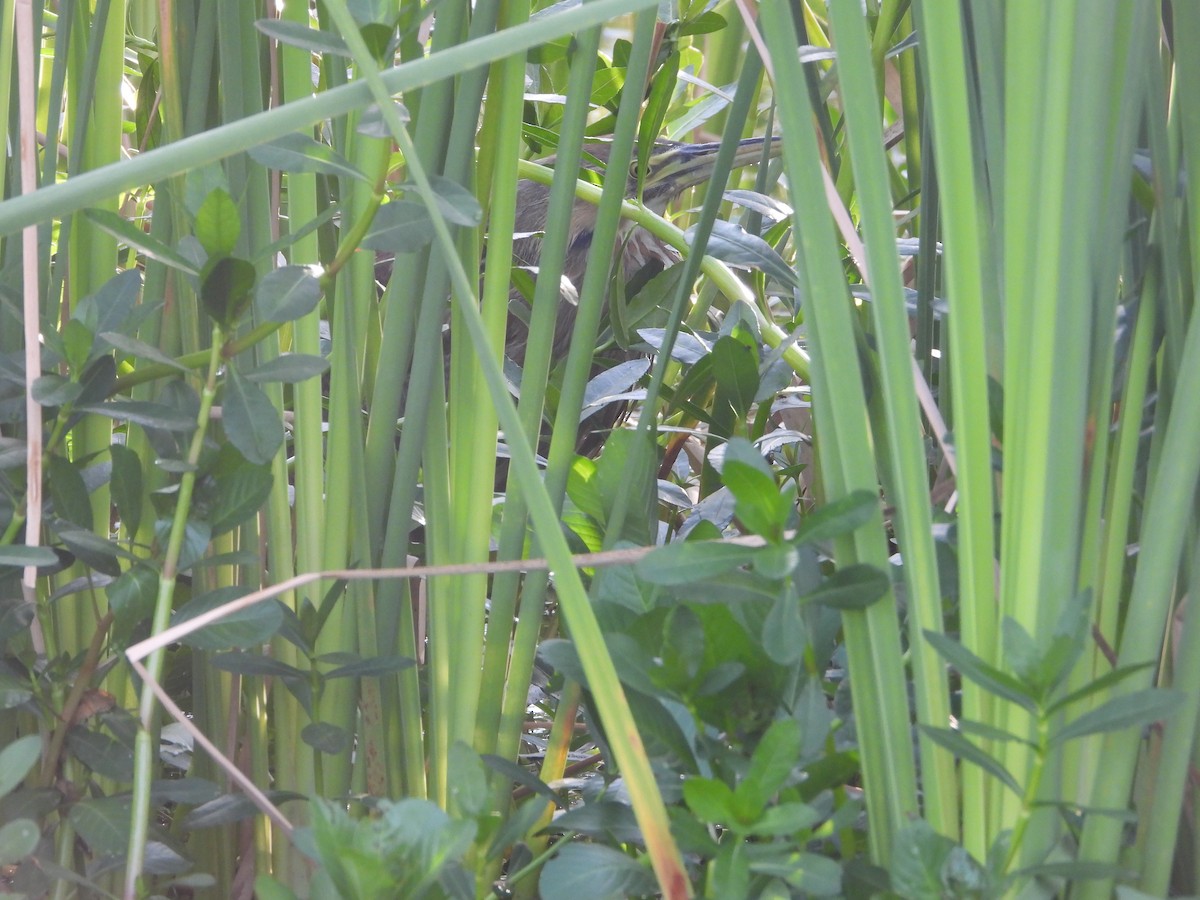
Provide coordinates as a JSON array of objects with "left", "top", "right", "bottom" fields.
[
  {"left": 744, "top": 801, "right": 822, "bottom": 837},
  {"left": 254, "top": 265, "right": 323, "bottom": 323},
  {"left": 0, "top": 736, "right": 43, "bottom": 798},
  {"left": 194, "top": 188, "right": 241, "bottom": 258},
  {"left": 66, "top": 727, "right": 135, "bottom": 781},
  {"left": 708, "top": 843, "right": 751, "bottom": 900},
  {"left": 210, "top": 652, "right": 306, "bottom": 681},
  {"left": 448, "top": 741, "right": 490, "bottom": 818},
  {"left": 711, "top": 333, "right": 761, "bottom": 419},
  {"left": 923, "top": 630, "right": 1040, "bottom": 712},
  {"left": 48, "top": 455, "right": 93, "bottom": 530},
  {"left": 207, "top": 452, "right": 273, "bottom": 535},
  {"left": 30, "top": 374, "right": 83, "bottom": 407},
  {"left": 723, "top": 459, "right": 785, "bottom": 539},
  {"left": 736, "top": 718, "right": 802, "bottom": 817},
  {"left": 222, "top": 367, "right": 284, "bottom": 465},
  {"left": 360, "top": 200, "right": 435, "bottom": 252},
  {"left": 76, "top": 398, "right": 198, "bottom": 432},
  {"left": 400, "top": 174, "right": 482, "bottom": 226},
  {"left": 890, "top": 817, "right": 960, "bottom": 900},
  {"left": 762, "top": 587, "right": 806, "bottom": 664},
  {"left": 248, "top": 132, "right": 366, "bottom": 181},
  {"left": 1049, "top": 689, "right": 1181, "bottom": 746},
  {"left": 1044, "top": 661, "right": 1154, "bottom": 716},
  {"left": 69, "top": 795, "right": 133, "bottom": 855},
  {"left": 302, "top": 722, "right": 350, "bottom": 755},
  {"left": 200, "top": 256, "right": 257, "bottom": 327},
  {"left": 0, "top": 819, "right": 39, "bottom": 866},
  {"left": 539, "top": 844, "right": 658, "bottom": 900},
  {"left": 83, "top": 208, "right": 200, "bottom": 275},
  {"left": 181, "top": 791, "right": 306, "bottom": 829},
  {"left": 172, "top": 587, "right": 284, "bottom": 650},
  {"left": 74, "top": 269, "right": 142, "bottom": 335},
  {"left": 791, "top": 489, "right": 878, "bottom": 546},
  {"left": 920, "top": 725, "right": 1022, "bottom": 795},
  {"left": 635, "top": 540, "right": 758, "bottom": 584},
  {"left": 253, "top": 19, "right": 350, "bottom": 55},
  {"left": 241, "top": 353, "right": 329, "bottom": 384},
  {"left": 98, "top": 331, "right": 190, "bottom": 372},
  {"left": 688, "top": 219, "right": 800, "bottom": 288},
  {"left": 324, "top": 655, "right": 414, "bottom": 679},
  {"left": 0, "top": 545, "right": 58, "bottom": 568},
  {"left": 804, "top": 563, "right": 889, "bottom": 610},
  {"left": 107, "top": 565, "right": 159, "bottom": 636},
  {"left": 110, "top": 443, "right": 144, "bottom": 536}
]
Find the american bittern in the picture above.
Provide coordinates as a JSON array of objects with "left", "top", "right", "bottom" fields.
[{"left": 504, "top": 136, "right": 781, "bottom": 366}]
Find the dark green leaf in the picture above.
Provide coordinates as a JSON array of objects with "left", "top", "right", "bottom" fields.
[
  {"left": 737, "top": 718, "right": 802, "bottom": 817},
  {"left": 210, "top": 652, "right": 306, "bottom": 681},
  {"left": 302, "top": 722, "right": 350, "bottom": 755},
  {"left": 688, "top": 219, "right": 800, "bottom": 288},
  {"left": 74, "top": 269, "right": 143, "bottom": 335},
  {"left": 400, "top": 174, "right": 482, "bottom": 226},
  {"left": 241, "top": 353, "right": 329, "bottom": 384},
  {"left": 98, "top": 331, "right": 190, "bottom": 372},
  {"left": 207, "top": 454, "right": 273, "bottom": 535},
  {"left": 0, "top": 546, "right": 58, "bottom": 568},
  {"left": 448, "top": 741, "right": 489, "bottom": 818},
  {"left": 762, "top": 588, "right": 806, "bottom": 664},
  {"left": 248, "top": 132, "right": 366, "bottom": 181},
  {"left": 361, "top": 200, "right": 435, "bottom": 252},
  {"left": 172, "top": 587, "right": 284, "bottom": 650},
  {"left": 889, "top": 817, "right": 959, "bottom": 900},
  {"left": 31, "top": 373, "right": 83, "bottom": 406},
  {"left": 0, "top": 736, "right": 43, "bottom": 799},
  {"left": 83, "top": 208, "right": 200, "bottom": 275},
  {"left": 70, "top": 795, "right": 133, "bottom": 855},
  {"left": 151, "top": 778, "right": 222, "bottom": 805},
  {"left": 181, "top": 791, "right": 306, "bottom": 829},
  {"left": 480, "top": 754, "right": 564, "bottom": 808},
  {"left": 53, "top": 528, "right": 127, "bottom": 576},
  {"left": 254, "top": 266, "right": 323, "bottom": 323},
  {"left": 222, "top": 367, "right": 284, "bottom": 465},
  {"left": 711, "top": 334, "right": 760, "bottom": 418},
  {"left": 194, "top": 188, "right": 241, "bottom": 258},
  {"left": 0, "top": 819, "right": 39, "bottom": 865},
  {"left": 791, "top": 489, "right": 878, "bottom": 546},
  {"left": 920, "top": 726, "right": 1021, "bottom": 795},
  {"left": 110, "top": 444, "right": 144, "bottom": 536},
  {"left": 324, "top": 655, "right": 414, "bottom": 679},
  {"left": 201, "top": 256, "right": 257, "bottom": 327},
  {"left": 923, "top": 630, "right": 1039, "bottom": 712},
  {"left": 66, "top": 727, "right": 135, "bottom": 781},
  {"left": 1049, "top": 689, "right": 1181, "bottom": 746},
  {"left": 539, "top": 843, "right": 658, "bottom": 900},
  {"left": 745, "top": 801, "right": 822, "bottom": 837},
  {"left": 635, "top": 540, "right": 758, "bottom": 585},
  {"left": 357, "top": 101, "right": 411, "bottom": 138},
  {"left": 48, "top": 456, "right": 93, "bottom": 530},
  {"left": 722, "top": 459, "right": 785, "bottom": 539},
  {"left": 253, "top": 19, "right": 350, "bottom": 55},
  {"left": 76, "top": 399, "right": 197, "bottom": 431},
  {"left": 804, "top": 563, "right": 889, "bottom": 610}
]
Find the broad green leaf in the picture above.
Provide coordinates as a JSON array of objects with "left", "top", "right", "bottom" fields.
[
  {"left": 248, "top": 132, "right": 366, "bottom": 182},
  {"left": 109, "top": 443, "right": 144, "bottom": 536},
  {"left": 750, "top": 851, "right": 844, "bottom": 896},
  {"left": 400, "top": 174, "right": 483, "bottom": 226},
  {"left": 53, "top": 528, "right": 126, "bottom": 576},
  {"left": 74, "top": 269, "right": 142, "bottom": 335},
  {"left": 711, "top": 333, "right": 761, "bottom": 419},
  {"left": 635, "top": 540, "right": 758, "bottom": 584},
  {"left": 48, "top": 456, "right": 93, "bottom": 530},
  {"left": 241, "top": 353, "right": 329, "bottom": 384},
  {"left": 253, "top": 19, "right": 350, "bottom": 55},
  {"left": 539, "top": 843, "right": 658, "bottom": 900},
  {"left": 172, "top": 587, "right": 284, "bottom": 650},
  {"left": 1001, "top": 616, "right": 1041, "bottom": 691},
  {"left": 70, "top": 795, "right": 133, "bottom": 855},
  {"left": 688, "top": 218, "right": 800, "bottom": 288},
  {"left": 480, "top": 754, "right": 564, "bottom": 808},
  {"left": 360, "top": 200, "right": 435, "bottom": 252},
  {"left": 1049, "top": 689, "right": 1181, "bottom": 746},
  {"left": 210, "top": 652, "right": 306, "bottom": 681},
  {"left": 920, "top": 726, "right": 1021, "bottom": 795},
  {"left": 736, "top": 718, "right": 802, "bottom": 817},
  {"left": 0, "top": 545, "right": 58, "bottom": 568},
  {"left": 222, "top": 367, "right": 284, "bottom": 465},
  {"left": 150, "top": 778, "right": 221, "bottom": 805},
  {"left": 254, "top": 266, "right": 323, "bottom": 323},
  {"left": 889, "top": 817, "right": 960, "bottom": 900},
  {"left": 98, "top": 331, "right": 189, "bottom": 372},
  {"left": 448, "top": 741, "right": 490, "bottom": 818},
  {"left": 745, "top": 801, "right": 822, "bottom": 837},
  {"left": 83, "top": 208, "right": 200, "bottom": 275},
  {"left": 324, "top": 655, "right": 414, "bottom": 679},
  {"left": 207, "top": 453, "right": 273, "bottom": 535},
  {"left": 923, "top": 630, "right": 1039, "bottom": 712},
  {"left": 0, "top": 819, "right": 39, "bottom": 865},
  {"left": 106, "top": 565, "right": 159, "bottom": 635},
  {"left": 762, "top": 587, "right": 806, "bottom": 664},
  {"left": 30, "top": 373, "right": 83, "bottom": 407},
  {"left": 76, "top": 399, "right": 198, "bottom": 432},
  {"left": 804, "top": 563, "right": 889, "bottom": 610},
  {"left": 200, "top": 256, "right": 257, "bottom": 327},
  {"left": 181, "top": 791, "right": 306, "bottom": 829},
  {"left": 708, "top": 843, "right": 750, "bottom": 900},
  {"left": 357, "top": 101, "right": 411, "bottom": 138},
  {"left": 253, "top": 875, "right": 300, "bottom": 900},
  {"left": 722, "top": 459, "right": 785, "bottom": 539},
  {"left": 194, "top": 188, "right": 241, "bottom": 258},
  {"left": 302, "top": 722, "right": 350, "bottom": 755},
  {"left": 791, "top": 489, "right": 878, "bottom": 546},
  {"left": 0, "top": 736, "right": 43, "bottom": 798},
  {"left": 66, "top": 727, "right": 135, "bottom": 781}
]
